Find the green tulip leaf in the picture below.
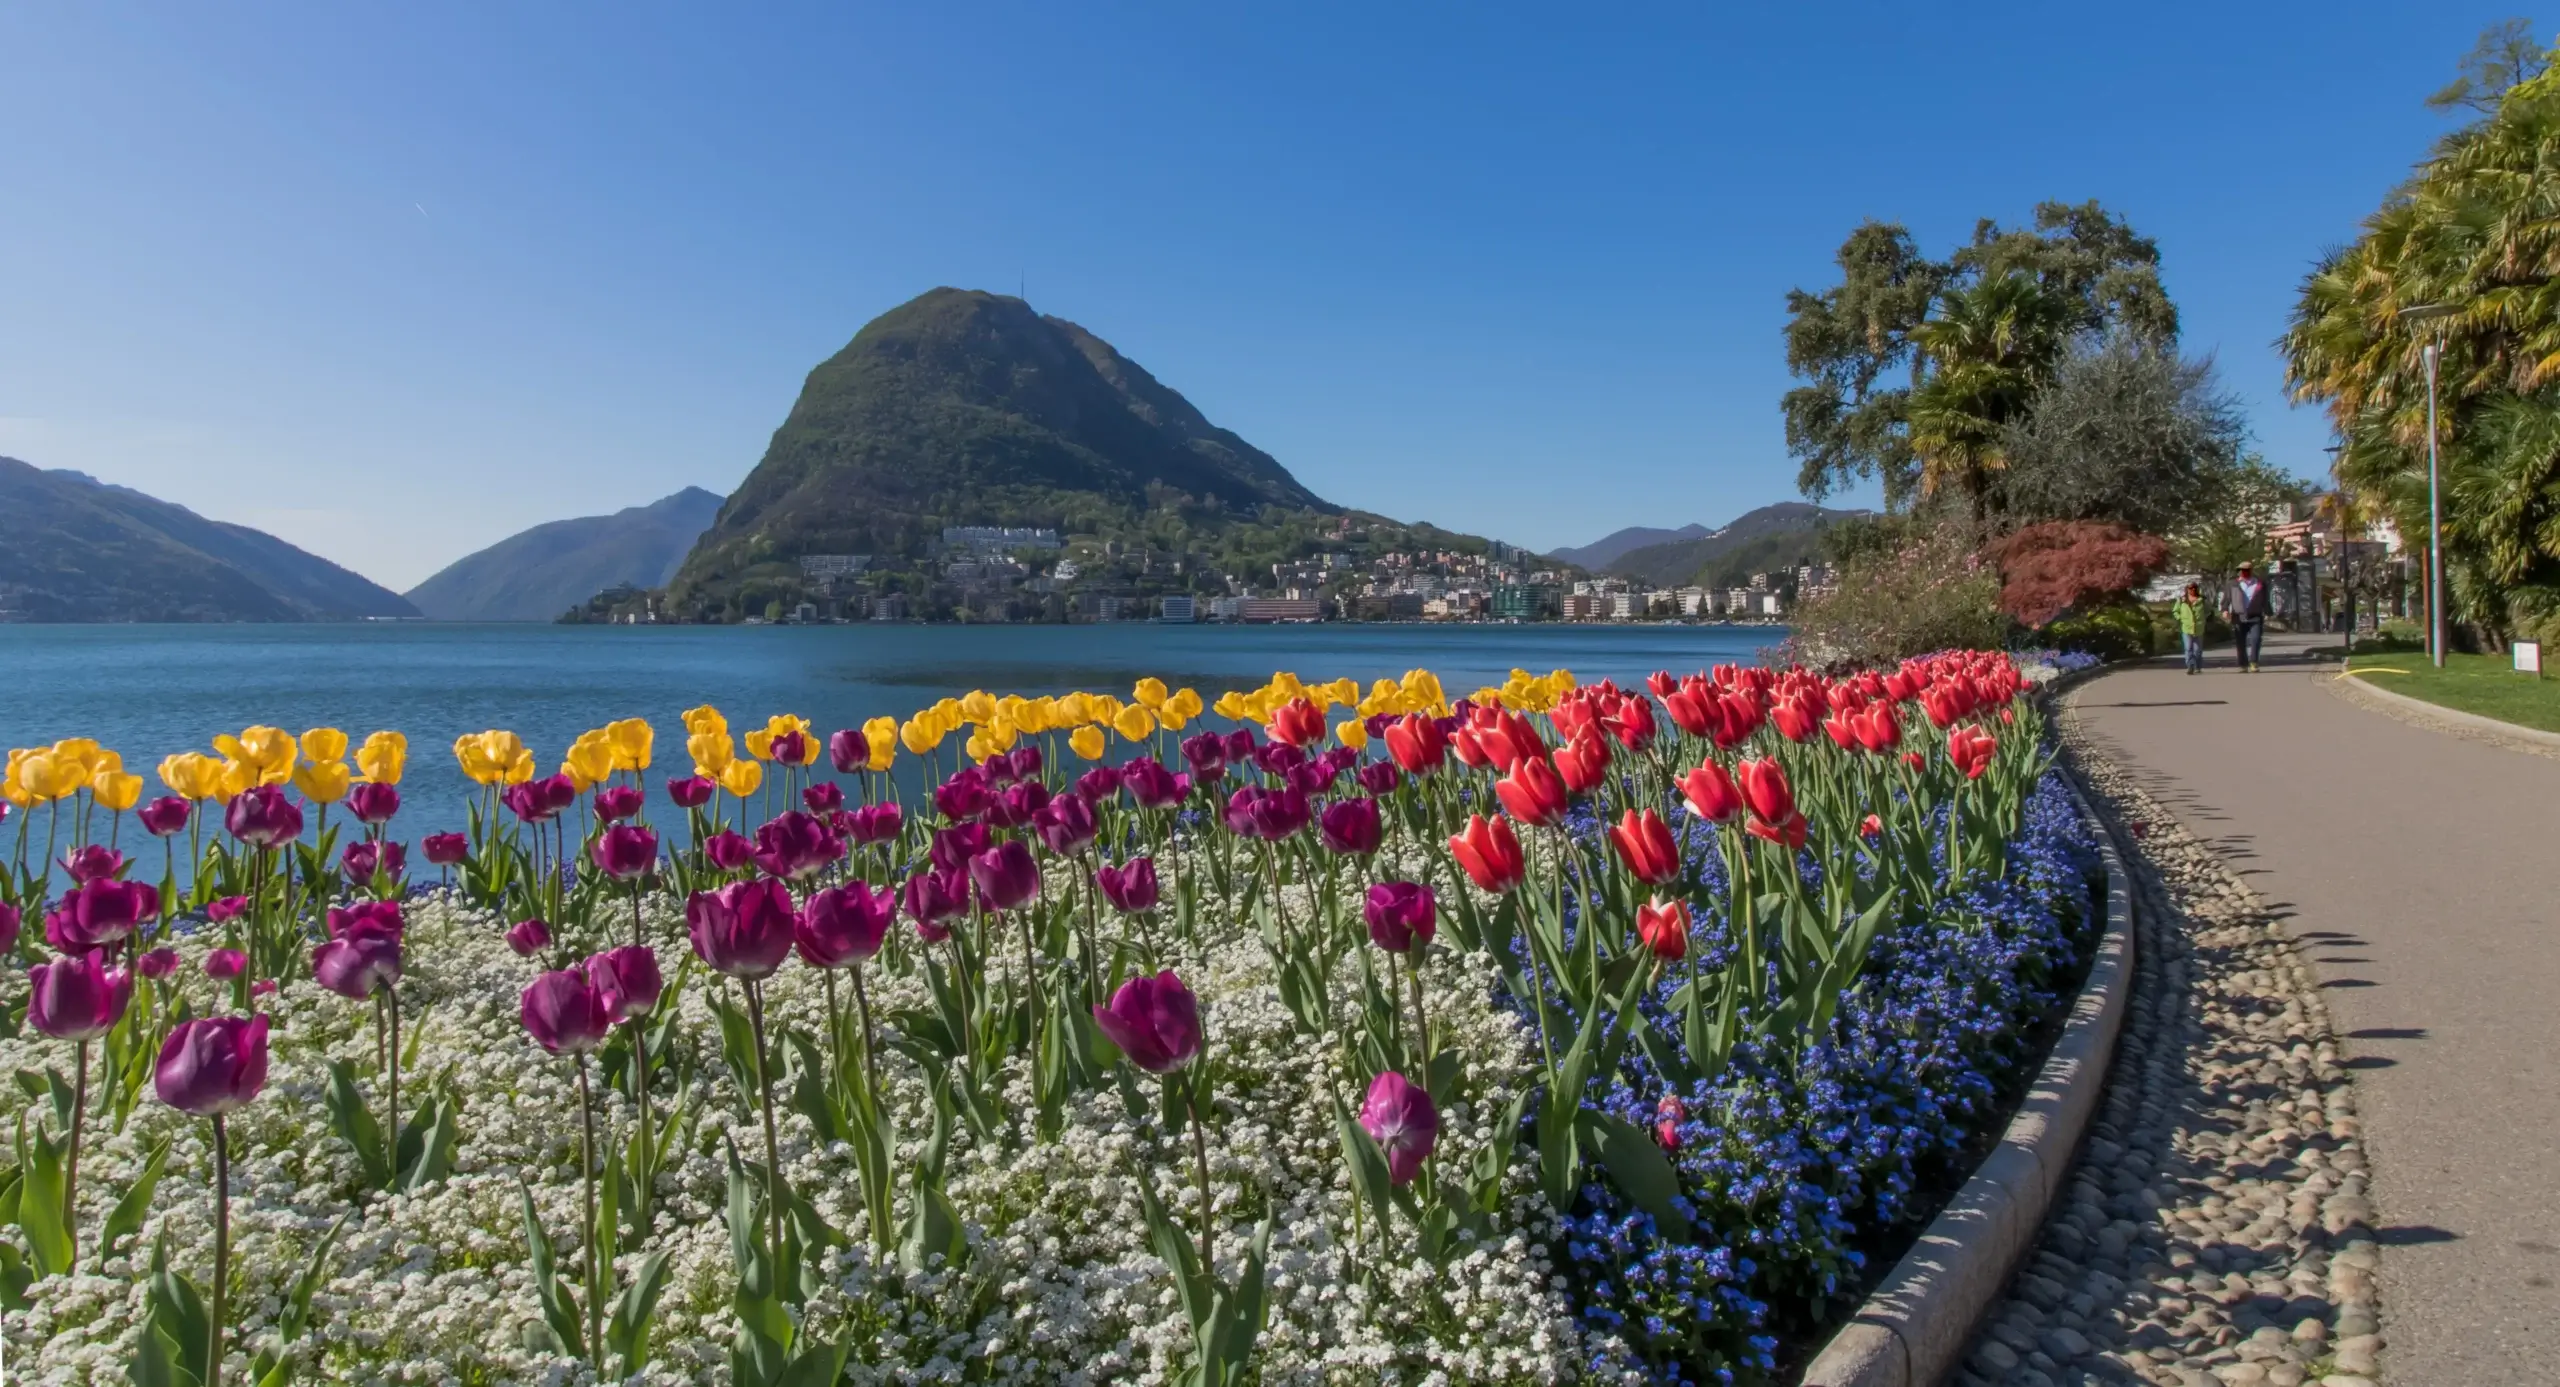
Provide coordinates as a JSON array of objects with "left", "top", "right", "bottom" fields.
[
  {"left": 322, "top": 1059, "right": 390, "bottom": 1188},
  {"left": 1583, "top": 1110, "right": 1690, "bottom": 1238},
  {"left": 99, "top": 1135, "right": 172, "bottom": 1265},
  {"left": 20, "top": 1126, "right": 72, "bottom": 1279}
]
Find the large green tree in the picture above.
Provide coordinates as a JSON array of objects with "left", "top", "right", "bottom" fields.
[{"left": 1783, "top": 200, "right": 2177, "bottom": 512}]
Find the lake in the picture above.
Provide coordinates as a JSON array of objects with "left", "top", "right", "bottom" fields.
[{"left": 1, "top": 622, "right": 1784, "bottom": 835}]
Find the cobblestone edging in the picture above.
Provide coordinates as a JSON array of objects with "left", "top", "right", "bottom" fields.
[
  {"left": 1798, "top": 759, "right": 2135, "bottom": 1387},
  {"left": 2325, "top": 667, "right": 2560, "bottom": 763},
  {"left": 1932, "top": 699, "right": 2384, "bottom": 1387}
]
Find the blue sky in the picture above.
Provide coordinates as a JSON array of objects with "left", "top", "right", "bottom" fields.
[{"left": 0, "top": 3, "right": 2515, "bottom": 590}]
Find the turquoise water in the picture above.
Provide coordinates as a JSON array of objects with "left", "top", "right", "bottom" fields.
[{"left": 1, "top": 622, "right": 1782, "bottom": 834}]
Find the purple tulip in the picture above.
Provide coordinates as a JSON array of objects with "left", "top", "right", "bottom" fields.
[
  {"left": 138, "top": 796, "right": 194, "bottom": 837},
  {"left": 1091, "top": 970, "right": 1203, "bottom": 1073},
  {"left": 795, "top": 881, "right": 894, "bottom": 968},
  {"left": 846, "top": 802, "right": 903, "bottom": 844},
  {"left": 1005, "top": 744, "right": 1043, "bottom": 783},
  {"left": 802, "top": 781, "right": 845, "bottom": 813},
  {"left": 1358, "top": 1070, "right": 1440, "bottom": 1184},
  {"left": 1318, "top": 797, "right": 1383, "bottom": 855},
  {"left": 969, "top": 840, "right": 1041, "bottom": 912},
  {"left": 930, "top": 821, "right": 990, "bottom": 872},
  {"left": 1363, "top": 881, "right": 1437, "bottom": 953},
  {"left": 1095, "top": 858, "right": 1160, "bottom": 913},
  {"left": 1357, "top": 761, "right": 1402, "bottom": 796},
  {"left": 751, "top": 810, "right": 843, "bottom": 880},
  {"left": 62, "top": 844, "right": 128, "bottom": 884},
  {"left": 933, "top": 770, "right": 993, "bottom": 822},
  {"left": 586, "top": 945, "right": 663, "bottom": 1022},
  {"left": 155, "top": 1014, "right": 270, "bottom": 1115},
  {"left": 346, "top": 782, "right": 402, "bottom": 826},
  {"left": 703, "top": 830, "right": 755, "bottom": 872},
  {"left": 769, "top": 729, "right": 810, "bottom": 766},
  {"left": 224, "top": 784, "right": 303, "bottom": 847},
  {"left": 686, "top": 878, "right": 796, "bottom": 979},
  {"left": 207, "top": 895, "right": 248, "bottom": 922},
  {"left": 1121, "top": 756, "right": 1184, "bottom": 808},
  {"left": 28, "top": 953, "right": 134, "bottom": 1040},
  {"left": 49, "top": 878, "right": 159, "bottom": 951},
  {"left": 251, "top": 978, "right": 277, "bottom": 1000},
  {"left": 1223, "top": 786, "right": 1310, "bottom": 841},
  {"left": 1034, "top": 794, "right": 1098, "bottom": 856},
  {"left": 422, "top": 833, "right": 467, "bottom": 866},
  {"left": 311, "top": 930, "right": 402, "bottom": 1000},
  {"left": 591, "top": 823, "right": 660, "bottom": 880},
  {"left": 136, "top": 946, "right": 179, "bottom": 979},
  {"left": 0, "top": 902, "right": 20, "bottom": 954},
  {"left": 1320, "top": 746, "right": 1361, "bottom": 778},
  {"left": 519, "top": 969, "right": 611, "bottom": 1055},
  {"left": 1073, "top": 765, "right": 1123, "bottom": 804},
  {"left": 827, "top": 728, "right": 869, "bottom": 774},
  {"left": 204, "top": 948, "right": 247, "bottom": 981},
  {"left": 1178, "top": 732, "right": 1228, "bottom": 783},
  {"left": 340, "top": 838, "right": 406, "bottom": 886},
  {"left": 1364, "top": 711, "right": 1397, "bottom": 738},
  {"left": 984, "top": 779, "right": 1050, "bottom": 829},
  {"left": 593, "top": 785, "right": 645, "bottom": 823},
  {"left": 503, "top": 773, "right": 577, "bottom": 824},
  {"left": 667, "top": 775, "right": 716, "bottom": 809},
  {"left": 506, "top": 918, "right": 551, "bottom": 957},
  {"left": 1256, "top": 742, "right": 1308, "bottom": 779},
  {"left": 326, "top": 899, "right": 404, "bottom": 941},
  {"left": 901, "top": 866, "right": 970, "bottom": 941},
  {"left": 1222, "top": 728, "right": 1257, "bottom": 764}
]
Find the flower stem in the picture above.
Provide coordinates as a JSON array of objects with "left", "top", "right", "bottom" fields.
[
  {"left": 743, "top": 980, "right": 785, "bottom": 1266},
  {"left": 1186, "top": 1076, "right": 1214, "bottom": 1271},
  {"left": 67, "top": 1038, "right": 87, "bottom": 1266},
  {"left": 210, "top": 1113, "right": 230, "bottom": 1387},
  {"left": 385, "top": 989, "right": 402, "bottom": 1177},
  {"left": 575, "top": 1053, "right": 602, "bottom": 1370}
]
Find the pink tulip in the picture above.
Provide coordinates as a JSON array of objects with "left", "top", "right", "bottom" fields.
[{"left": 1358, "top": 1070, "right": 1439, "bottom": 1185}]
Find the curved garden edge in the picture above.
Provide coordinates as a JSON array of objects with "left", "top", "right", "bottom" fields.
[
  {"left": 2324, "top": 663, "right": 2560, "bottom": 759},
  {"left": 1798, "top": 745, "right": 2136, "bottom": 1386}
]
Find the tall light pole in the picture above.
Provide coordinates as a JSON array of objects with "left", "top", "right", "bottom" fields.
[{"left": 2424, "top": 340, "right": 2444, "bottom": 668}]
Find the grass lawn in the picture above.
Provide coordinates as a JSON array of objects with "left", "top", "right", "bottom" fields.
[{"left": 2341, "top": 647, "right": 2560, "bottom": 734}]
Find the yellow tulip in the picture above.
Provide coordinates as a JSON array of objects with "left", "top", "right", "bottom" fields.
[
  {"left": 301, "top": 727, "right": 349, "bottom": 764},
  {"left": 1162, "top": 688, "right": 1203, "bottom": 730},
  {"left": 688, "top": 730, "right": 736, "bottom": 779},
  {"left": 215, "top": 727, "right": 298, "bottom": 785},
  {"left": 1132, "top": 677, "right": 1170, "bottom": 711},
  {"left": 964, "top": 729, "right": 997, "bottom": 763},
  {"left": 682, "top": 704, "right": 727, "bottom": 737},
  {"left": 1055, "top": 692, "right": 1092, "bottom": 725},
  {"left": 1212, "top": 690, "right": 1252, "bottom": 722},
  {"left": 352, "top": 732, "right": 405, "bottom": 784},
  {"left": 900, "top": 717, "right": 943, "bottom": 756},
  {"left": 293, "top": 759, "right": 351, "bottom": 804},
  {"left": 1324, "top": 678, "right": 1359, "bottom": 708},
  {"left": 958, "top": 690, "right": 997, "bottom": 726},
  {"left": 217, "top": 758, "right": 258, "bottom": 802},
  {"left": 606, "top": 718, "right": 654, "bottom": 772},
  {"left": 1069, "top": 725, "right": 1107, "bottom": 760},
  {"left": 719, "top": 758, "right": 763, "bottom": 798},
  {"left": 743, "top": 728, "right": 774, "bottom": 761},
  {"left": 2, "top": 750, "right": 34, "bottom": 808},
  {"left": 49, "top": 737, "right": 103, "bottom": 782},
  {"left": 1335, "top": 719, "right": 1369, "bottom": 751},
  {"left": 1113, "top": 704, "right": 1156, "bottom": 743},
  {"left": 565, "top": 732, "right": 616, "bottom": 788},
  {"left": 861, "top": 716, "right": 899, "bottom": 770},
  {"left": 93, "top": 769, "right": 144, "bottom": 812},
  {"left": 505, "top": 749, "right": 537, "bottom": 784}
]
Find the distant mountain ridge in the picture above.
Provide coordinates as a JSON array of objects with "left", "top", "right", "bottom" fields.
[
  {"left": 0, "top": 458, "right": 419, "bottom": 622},
  {"left": 1546, "top": 524, "right": 1712, "bottom": 570},
  {"left": 406, "top": 487, "right": 724, "bottom": 621},
  {"left": 1580, "top": 502, "right": 1871, "bottom": 590}
]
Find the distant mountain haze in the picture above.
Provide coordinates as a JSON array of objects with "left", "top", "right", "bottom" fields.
[
  {"left": 0, "top": 458, "right": 422, "bottom": 622},
  {"left": 1546, "top": 524, "right": 1713, "bottom": 570},
  {"left": 1591, "top": 502, "right": 1871, "bottom": 590},
  {"left": 405, "top": 487, "right": 725, "bottom": 621}
]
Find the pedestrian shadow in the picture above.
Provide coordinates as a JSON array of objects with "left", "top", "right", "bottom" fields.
[
  {"left": 2376, "top": 1225, "right": 2460, "bottom": 1246},
  {"left": 2338, "top": 1055, "right": 2397, "bottom": 1069},
  {"left": 2320, "top": 978, "right": 2379, "bottom": 988},
  {"left": 2348, "top": 1027, "right": 2425, "bottom": 1040}
]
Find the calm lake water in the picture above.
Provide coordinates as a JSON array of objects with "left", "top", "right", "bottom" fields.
[{"left": 1, "top": 622, "right": 1783, "bottom": 836}]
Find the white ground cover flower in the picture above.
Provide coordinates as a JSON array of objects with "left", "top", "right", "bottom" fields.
[{"left": 0, "top": 868, "right": 1614, "bottom": 1385}]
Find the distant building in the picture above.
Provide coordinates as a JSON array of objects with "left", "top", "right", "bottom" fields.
[
  {"left": 1676, "top": 587, "right": 1709, "bottom": 617},
  {"left": 1207, "top": 596, "right": 1245, "bottom": 622},
  {"left": 1726, "top": 587, "right": 1752, "bottom": 615},
  {"left": 941, "top": 526, "right": 1061, "bottom": 553},
  {"left": 798, "top": 554, "right": 871, "bottom": 578},
  {"left": 870, "top": 593, "right": 909, "bottom": 622},
  {"left": 1757, "top": 592, "right": 1784, "bottom": 617},
  {"left": 1609, "top": 591, "right": 1641, "bottom": 620},
  {"left": 1240, "top": 597, "right": 1323, "bottom": 623},
  {"left": 1159, "top": 594, "right": 1196, "bottom": 623},
  {"left": 1560, "top": 593, "right": 1601, "bottom": 622},
  {"left": 1492, "top": 583, "right": 1558, "bottom": 620}
]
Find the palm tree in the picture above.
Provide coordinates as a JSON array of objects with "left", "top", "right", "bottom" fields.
[{"left": 1907, "top": 271, "right": 2071, "bottom": 523}]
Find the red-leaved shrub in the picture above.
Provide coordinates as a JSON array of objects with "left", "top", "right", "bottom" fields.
[{"left": 1988, "top": 521, "right": 2170, "bottom": 628}]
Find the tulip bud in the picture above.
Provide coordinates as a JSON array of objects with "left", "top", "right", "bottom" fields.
[
  {"left": 204, "top": 948, "right": 248, "bottom": 980},
  {"left": 506, "top": 918, "right": 551, "bottom": 957}
]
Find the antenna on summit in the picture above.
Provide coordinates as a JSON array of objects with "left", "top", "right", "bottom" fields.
[{"left": 1019, "top": 272, "right": 1026, "bottom": 304}]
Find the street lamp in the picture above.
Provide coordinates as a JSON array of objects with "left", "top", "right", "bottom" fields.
[{"left": 2399, "top": 304, "right": 2454, "bottom": 668}]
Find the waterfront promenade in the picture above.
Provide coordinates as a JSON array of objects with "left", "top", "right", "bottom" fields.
[{"left": 2065, "top": 632, "right": 2560, "bottom": 1384}]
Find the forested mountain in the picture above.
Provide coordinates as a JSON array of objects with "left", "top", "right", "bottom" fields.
[{"left": 407, "top": 487, "right": 723, "bottom": 621}]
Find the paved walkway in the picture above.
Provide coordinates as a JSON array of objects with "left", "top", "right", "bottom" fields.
[{"left": 2065, "top": 632, "right": 2560, "bottom": 1386}]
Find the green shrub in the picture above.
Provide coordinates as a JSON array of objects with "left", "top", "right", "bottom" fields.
[{"left": 2044, "top": 603, "right": 2155, "bottom": 662}]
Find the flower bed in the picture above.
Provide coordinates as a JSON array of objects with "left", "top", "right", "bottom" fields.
[{"left": 0, "top": 653, "right": 2088, "bottom": 1385}]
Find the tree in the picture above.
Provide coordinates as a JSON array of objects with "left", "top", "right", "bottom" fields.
[
  {"left": 1987, "top": 521, "right": 2171, "bottom": 627},
  {"left": 2001, "top": 334, "right": 2251, "bottom": 535},
  {"left": 1907, "top": 272, "right": 2074, "bottom": 521},
  {"left": 2428, "top": 18, "right": 2548, "bottom": 114},
  {"left": 1785, "top": 201, "right": 2177, "bottom": 510}
]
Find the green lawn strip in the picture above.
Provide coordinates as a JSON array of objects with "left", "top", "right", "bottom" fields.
[{"left": 2343, "top": 649, "right": 2560, "bottom": 734}]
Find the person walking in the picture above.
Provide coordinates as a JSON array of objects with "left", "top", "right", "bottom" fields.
[
  {"left": 2174, "top": 581, "right": 2208, "bottom": 675},
  {"left": 2223, "top": 562, "right": 2271, "bottom": 672}
]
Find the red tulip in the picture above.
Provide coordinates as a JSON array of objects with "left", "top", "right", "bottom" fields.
[
  {"left": 1635, "top": 896, "right": 1689, "bottom": 963},
  {"left": 1860, "top": 813, "right": 1882, "bottom": 838},
  {"left": 1948, "top": 725, "right": 1998, "bottom": 780},
  {"left": 1678, "top": 761, "right": 1744, "bottom": 824},
  {"left": 1771, "top": 695, "right": 1819, "bottom": 744},
  {"left": 1384, "top": 714, "right": 1447, "bottom": 774},
  {"left": 1656, "top": 1093, "right": 1687, "bottom": 1150},
  {"left": 1608, "top": 809, "right": 1682, "bottom": 885},
  {"left": 1552, "top": 731, "right": 1610, "bottom": 797},
  {"left": 154, "top": 1014, "right": 269, "bottom": 1115},
  {"left": 1448, "top": 814, "right": 1525, "bottom": 893},
  {"left": 1663, "top": 686, "right": 1715, "bottom": 739},
  {"left": 1736, "top": 759, "right": 1795, "bottom": 824},
  {"left": 1495, "top": 755, "right": 1569, "bottom": 827},
  {"left": 1266, "top": 697, "right": 1327, "bottom": 749}
]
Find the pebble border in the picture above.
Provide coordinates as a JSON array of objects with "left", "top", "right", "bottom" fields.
[
  {"left": 1799, "top": 758, "right": 2137, "bottom": 1386},
  {"left": 2325, "top": 667, "right": 2560, "bottom": 762}
]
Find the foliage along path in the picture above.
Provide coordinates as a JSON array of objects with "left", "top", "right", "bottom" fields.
[{"left": 2060, "top": 631, "right": 2560, "bottom": 1384}]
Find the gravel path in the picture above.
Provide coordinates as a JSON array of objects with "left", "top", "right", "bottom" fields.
[{"left": 1946, "top": 694, "right": 2382, "bottom": 1387}]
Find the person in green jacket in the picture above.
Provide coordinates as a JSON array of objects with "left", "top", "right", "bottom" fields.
[{"left": 2173, "top": 582, "right": 2207, "bottom": 674}]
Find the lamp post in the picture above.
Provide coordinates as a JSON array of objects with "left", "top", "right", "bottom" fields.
[{"left": 2424, "top": 340, "right": 2444, "bottom": 668}]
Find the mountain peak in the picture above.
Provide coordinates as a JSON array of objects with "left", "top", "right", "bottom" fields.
[{"left": 406, "top": 486, "right": 725, "bottom": 621}]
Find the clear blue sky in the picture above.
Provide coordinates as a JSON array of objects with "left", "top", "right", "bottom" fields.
[{"left": 0, "top": 3, "right": 2515, "bottom": 590}]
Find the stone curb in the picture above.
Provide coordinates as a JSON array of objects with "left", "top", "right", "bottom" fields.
[
  {"left": 2327, "top": 664, "right": 2560, "bottom": 755},
  {"left": 1799, "top": 762, "right": 2136, "bottom": 1387}
]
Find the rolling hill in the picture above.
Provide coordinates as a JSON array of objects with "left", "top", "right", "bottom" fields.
[
  {"left": 1546, "top": 523, "right": 1712, "bottom": 570},
  {"left": 0, "top": 458, "right": 420, "bottom": 622},
  {"left": 1595, "top": 503, "right": 1870, "bottom": 589},
  {"left": 406, "top": 487, "right": 724, "bottom": 621}
]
